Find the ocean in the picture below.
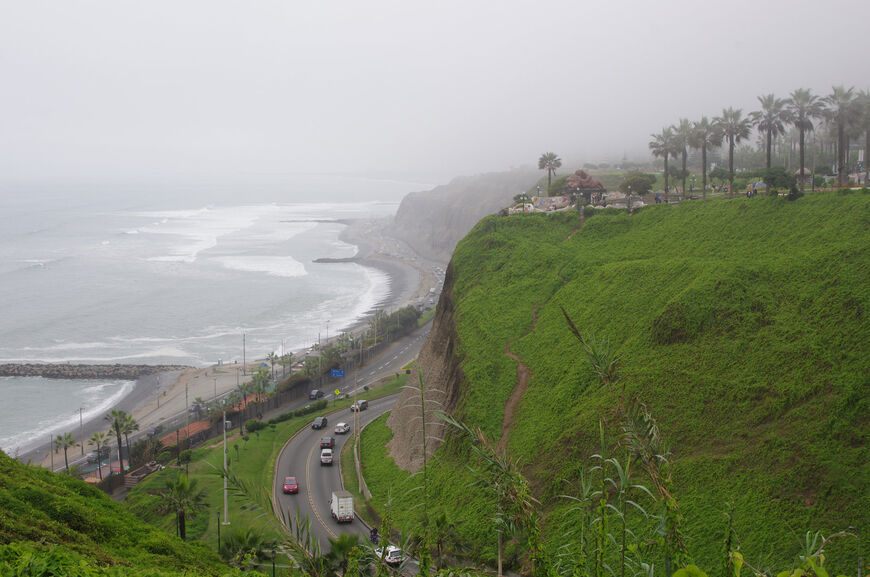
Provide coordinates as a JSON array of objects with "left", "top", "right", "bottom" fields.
[{"left": 0, "top": 175, "right": 427, "bottom": 455}]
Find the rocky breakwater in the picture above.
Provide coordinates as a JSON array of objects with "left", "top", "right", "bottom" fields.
[{"left": 0, "top": 363, "right": 192, "bottom": 380}]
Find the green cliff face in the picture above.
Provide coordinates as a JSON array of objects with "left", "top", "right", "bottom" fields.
[{"left": 386, "top": 192, "right": 869, "bottom": 573}]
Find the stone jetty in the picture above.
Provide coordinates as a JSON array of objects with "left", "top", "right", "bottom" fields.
[{"left": 0, "top": 363, "right": 192, "bottom": 380}]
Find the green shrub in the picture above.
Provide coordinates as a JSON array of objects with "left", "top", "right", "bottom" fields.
[{"left": 244, "top": 419, "right": 266, "bottom": 433}]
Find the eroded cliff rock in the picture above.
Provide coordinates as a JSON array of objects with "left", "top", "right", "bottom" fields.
[
  {"left": 390, "top": 169, "right": 540, "bottom": 263},
  {"left": 386, "top": 263, "right": 463, "bottom": 472}
]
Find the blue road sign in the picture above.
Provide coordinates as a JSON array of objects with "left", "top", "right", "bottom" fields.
[{"left": 331, "top": 368, "right": 345, "bottom": 378}]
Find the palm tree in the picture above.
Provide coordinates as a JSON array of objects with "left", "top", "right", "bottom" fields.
[
  {"left": 824, "top": 85, "right": 858, "bottom": 186},
  {"left": 120, "top": 413, "right": 139, "bottom": 465},
  {"left": 158, "top": 472, "right": 208, "bottom": 540},
  {"left": 859, "top": 90, "right": 870, "bottom": 180},
  {"left": 88, "top": 431, "right": 110, "bottom": 480},
  {"left": 787, "top": 88, "right": 826, "bottom": 189},
  {"left": 714, "top": 107, "right": 753, "bottom": 188},
  {"left": 689, "top": 117, "right": 723, "bottom": 198},
  {"left": 649, "top": 127, "right": 677, "bottom": 194},
  {"left": 752, "top": 94, "right": 791, "bottom": 168},
  {"left": 266, "top": 351, "right": 278, "bottom": 380},
  {"left": 325, "top": 533, "right": 361, "bottom": 574},
  {"left": 538, "top": 152, "right": 562, "bottom": 190},
  {"left": 220, "top": 527, "right": 278, "bottom": 569},
  {"left": 429, "top": 511, "right": 459, "bottom": 569},
  {"left": 105, "top": 409, "right": 128, "bottom": 481},
  {"left": 54, "top": 432, "right": 78, "bottom": 473},
  {"left": 672, "top": 118, "right": 693, "bottom": 198},
  {"left": 279, "top": 352, "right": 294, "bottom": 378}
]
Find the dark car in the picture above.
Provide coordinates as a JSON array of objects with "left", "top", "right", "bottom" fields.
[
  {"left": 350, "top": 399, "right": 368, "bottom": 411},
  {"left": 320, "top": 436, "right": 335, "bottom": 449},
  {"left": 282, "top": 476, "right": 298, "bottom": 494},
  {"left": 309, "top": 389, "right": 324, "bottom": 400},
  {"left": 312, "top": 416, "right": 328, "bottom": 429}
]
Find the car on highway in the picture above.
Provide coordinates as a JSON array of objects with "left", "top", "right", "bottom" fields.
[
  {"left": 375, "top": 545, "right": 406, "bottom": 566},
  {"left": 282, "top": 476, "right": 298, "bottom": 494},
  {"left": 320, "top": 436, "right": 335, "bottom": 449},
  {"left": 334, "top": 422, "right": 350, "bottom": 434},
  {"left": 309, "top": 389, "right": 324, "bottom": 400},
  {"left": 320, "top": 448, "right": 333, "bottom": 465},
  {"left": 350, "top": 399, "right": 368, "bottom": 411},
  {"left": 312, "top": 416, "right": 328, "bottom": 429}
]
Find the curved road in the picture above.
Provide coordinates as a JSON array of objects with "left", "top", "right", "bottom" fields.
[
  {"left": 273, "top": 395, "right": 395, "bottom": 548},
  {"left": 272, "top": 320, "right": 431, "bottom": 551}
]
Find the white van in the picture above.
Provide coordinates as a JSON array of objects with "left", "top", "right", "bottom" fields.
[{"left": 320, "top": 448, "right": 333, "bottom": 466}]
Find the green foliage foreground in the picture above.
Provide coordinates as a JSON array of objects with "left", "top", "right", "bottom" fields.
[
  {"left": 370, "top": 192, "right": 869, "bottom": 575},
  {"left": 0, "top": 450, "right": 252, "bottom": 576}
]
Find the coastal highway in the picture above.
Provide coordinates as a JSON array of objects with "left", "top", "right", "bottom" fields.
[
  {"left": 342, "top": 319, "right": 430, "bottom": 393},
  {"left": 272, "top": 395, "right": 395, "bottom": 549},
  {"left": 272, "top": 319, "right": 432, "bottom": 552}
]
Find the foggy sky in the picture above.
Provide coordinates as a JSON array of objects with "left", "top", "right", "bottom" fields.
[{"left": 1, "top": 0, "right": 868, "bottom": 184}]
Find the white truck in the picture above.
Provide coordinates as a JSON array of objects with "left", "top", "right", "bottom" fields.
[{"left": 329, "top": 490, "right": 354, "bottom": 523}]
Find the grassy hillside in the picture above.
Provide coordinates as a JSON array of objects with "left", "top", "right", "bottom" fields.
[
  {"left": 380, "top": 191, "right": 869, "bottom": 573},
  {"left": 0, "top": 451, "right": 248, "bottom": 576}
]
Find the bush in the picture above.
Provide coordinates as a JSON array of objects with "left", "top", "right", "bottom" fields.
[
  {"left": 245, "top": 419, "right": 267, "bottom": 433},
  {"left": 619, "top": 171, "right": 657, "bottom": 195}
]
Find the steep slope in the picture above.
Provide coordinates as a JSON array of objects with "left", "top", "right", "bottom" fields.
[
  {"left": 0, "top": 450, "right": 241, "bottom": 576},
  {"left": 390, "top": 169, "right": 540, "bottom": 263},
  {"left": 386, "top": 192, "right": 869, "bottom": 571}
]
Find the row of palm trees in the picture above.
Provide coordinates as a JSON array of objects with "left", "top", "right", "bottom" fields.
[
  {"left": 52, "top": 409, "right": 138, "bottom": 481},
  {"left": 649, "top": 86, "right": 870, "bottom": 194}
]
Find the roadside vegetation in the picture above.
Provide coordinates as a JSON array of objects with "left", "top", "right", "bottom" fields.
[
  {"left": 0, "top": 451, "right": 244, "bottom": 576},
  {"left": 122, "top": 373, "right": 407, "bottom": 565}
]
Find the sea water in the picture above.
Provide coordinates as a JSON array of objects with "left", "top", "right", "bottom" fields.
[{"left": 0, "top": 175, "right": 427, "bottom": 454}]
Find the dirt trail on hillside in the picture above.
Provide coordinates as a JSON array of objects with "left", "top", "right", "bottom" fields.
[
  {"left": 499, "top": 214, "right": 582, "bottom": 451},
  {"left": 499, "top": 306, "right": 540, "bottom": 453}
]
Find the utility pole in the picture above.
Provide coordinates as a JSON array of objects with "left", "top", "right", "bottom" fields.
[
  {"left": 49, "top": 435, "right": 54, "bottom": 471},
  {"left": 185, "top": 382, "right": 190, "bottom": 450},
  {"left": 79, "top": 407, "right": 84, "bottom": 455},
  {"left": 243, "top": 333, "right": 246, "bottom": 376},
  {"left": 222, "top": 409, "right": 230, "bottom": 526}
]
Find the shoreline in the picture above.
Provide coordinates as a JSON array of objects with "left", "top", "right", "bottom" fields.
[{"left": 13, "top": 217, "right": 445, "bottom": 470}]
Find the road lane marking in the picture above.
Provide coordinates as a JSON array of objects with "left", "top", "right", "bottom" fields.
[{"left": 306, "top": 442, "right": 338, "bottom": 539}]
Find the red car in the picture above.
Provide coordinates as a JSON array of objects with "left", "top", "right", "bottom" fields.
[{"left": 282, "top": 476, "right": 299, "bottom": 494}]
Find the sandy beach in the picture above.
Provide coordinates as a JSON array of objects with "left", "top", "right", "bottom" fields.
[{"left": 22, "top": 218, "right": 444, "bottom": 471}]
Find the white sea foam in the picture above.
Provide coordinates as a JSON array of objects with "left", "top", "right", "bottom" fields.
[
  {"left": 0, "top": 378, "right": 135, "bottom": 454},
  {"left": 0, "top": 191, "right": 408, "bottom": 447},
  {"left": 212, "top": 255, "right": 307, "bottom": 278}
]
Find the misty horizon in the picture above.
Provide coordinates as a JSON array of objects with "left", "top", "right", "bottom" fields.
[{"left": 1, "top": 1, "right": 868, "bottom": 187}]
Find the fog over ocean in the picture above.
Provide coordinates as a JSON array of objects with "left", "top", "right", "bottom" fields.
[{"left": 0, "top": 175, "right": 425, "bottom": 454}]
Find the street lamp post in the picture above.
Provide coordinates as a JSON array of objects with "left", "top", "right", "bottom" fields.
[{"left": 79, "top": 407, "right": 84, "bottom": 455}]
